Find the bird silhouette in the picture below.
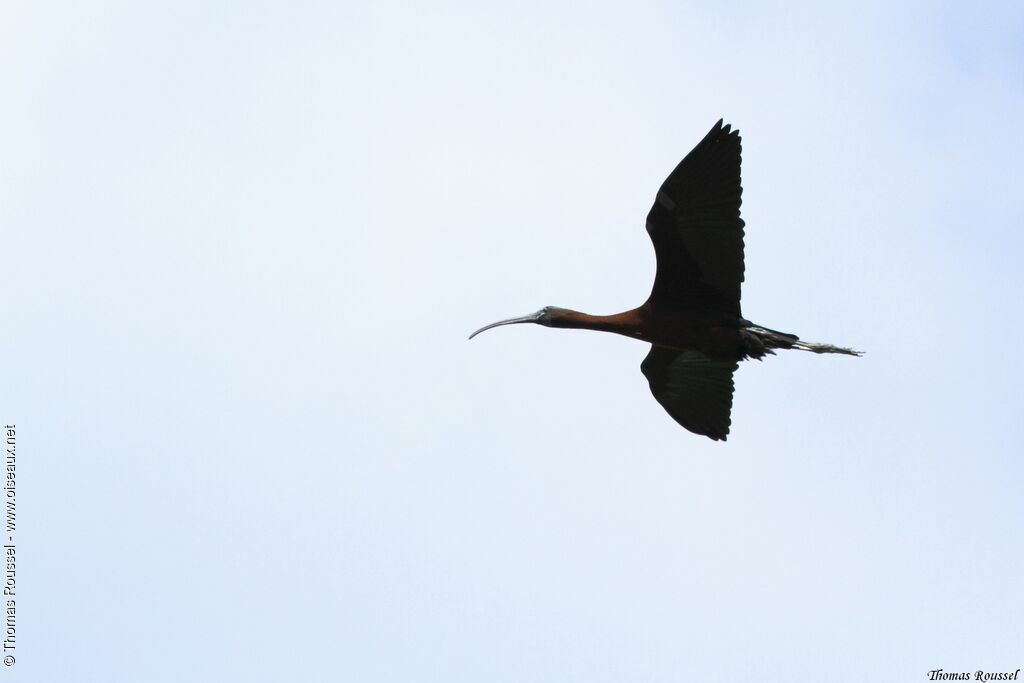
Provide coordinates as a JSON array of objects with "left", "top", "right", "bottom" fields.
[{"left": 470, "top": 119, "right": 861, "bottom": 441}]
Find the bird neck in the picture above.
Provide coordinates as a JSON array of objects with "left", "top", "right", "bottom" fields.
[{"left": 547, "top": 307, "right": 644, "bottom": 336}]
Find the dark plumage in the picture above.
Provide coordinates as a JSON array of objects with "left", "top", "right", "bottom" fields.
[{"left": 470, "top": 120, "right": 861, "bottom": 441}]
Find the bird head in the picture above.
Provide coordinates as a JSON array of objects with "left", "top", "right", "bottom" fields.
[{"left": 468, "top": 306, "right": 565, "bottom": 339}]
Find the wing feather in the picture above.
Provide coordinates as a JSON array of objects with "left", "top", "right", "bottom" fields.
[
  {"left": 645, "top": 119, "right": 745, "bottom": 316},
  {"left": 640, "top": 345, "right": 738, "bottom": 441}
]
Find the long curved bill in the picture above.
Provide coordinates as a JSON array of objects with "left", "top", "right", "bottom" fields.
[{"left": 468, "top": 311, "right": 542, "bottom": 339}]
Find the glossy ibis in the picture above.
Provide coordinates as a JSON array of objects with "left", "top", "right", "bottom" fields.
[{"left": 470, "top": 120, "right": 861, "bottom": 441}]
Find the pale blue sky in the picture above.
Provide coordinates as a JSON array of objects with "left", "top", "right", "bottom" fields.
[{"left": 2, "top": 1, "right": 1022, "bottom": 681}]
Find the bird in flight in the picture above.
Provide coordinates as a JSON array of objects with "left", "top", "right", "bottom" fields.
[{"left": 470, "top": 119, "right": 861, "bottom": 441}]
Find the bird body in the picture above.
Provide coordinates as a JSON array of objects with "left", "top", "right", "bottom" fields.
[
  {"left": 538, "top": 305, "right": 745, "bottom": 361},
  {"left": 470, "top": 119, "right": 861, "bottom": 441}
]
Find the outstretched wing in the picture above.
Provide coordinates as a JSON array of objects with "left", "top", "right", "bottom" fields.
[
  {"left": 645, "top": 119, "right": 745, "bottom": 316},
  {"left": 640, "top": 346, "right": 738, "bottom": 441}
]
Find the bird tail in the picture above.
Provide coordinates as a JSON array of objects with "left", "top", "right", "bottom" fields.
[{"left": 742, "top": 324, "right": 863, "bottom": 359}]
